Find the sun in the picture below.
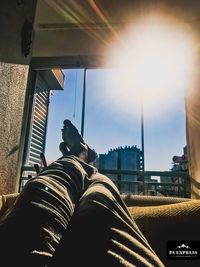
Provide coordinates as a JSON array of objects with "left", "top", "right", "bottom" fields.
[{"left": 104, "top": 13, "right": 197, "bottom": 118}]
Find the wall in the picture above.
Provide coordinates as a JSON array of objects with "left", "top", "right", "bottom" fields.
[
  {"left": 0, "top": 63, "right": 29, "bottom": 194},
  {"left": 0, "top": 0, "right": 37, "bottom": 65},
  {"left": 186, "top": 81, "right": 200, "bottom": 199},
  {"left": 0, "top": 0, "right": 37, "bottom": 194}
]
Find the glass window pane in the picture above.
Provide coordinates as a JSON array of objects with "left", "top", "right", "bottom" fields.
[{"left": 45, "top": 69, "right": 84, "bottom": 162}]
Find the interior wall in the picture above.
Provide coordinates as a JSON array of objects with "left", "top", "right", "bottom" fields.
[
  {"left": 186, "top": 83, "right": 200, "bottom": 199},
  {"left": 0, "top": 0, "right": 37, "bottom": 194},
  {"left": 0, "top": 63, "right": 29, "bottom": 194}
]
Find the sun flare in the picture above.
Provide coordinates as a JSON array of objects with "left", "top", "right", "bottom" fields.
[{"left": 105, "top": 13, "right": 197, "bottom": 118}]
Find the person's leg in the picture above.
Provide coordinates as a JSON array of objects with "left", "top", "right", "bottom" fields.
[
  {"left": 51, "top": 173, "right": 164, "bottom": 267},
  {"left": 0, "top": 155, "right": 95, "bottom": 267}
]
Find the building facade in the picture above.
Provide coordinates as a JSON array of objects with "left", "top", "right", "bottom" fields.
[
  {"left": 160, "top": 146, "right": 190, "bottom": 197},
  {"left": 96, "top": 146, "right": 142, "bottom": 194}
]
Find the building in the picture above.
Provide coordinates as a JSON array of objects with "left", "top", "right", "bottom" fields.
[
  {"left": 160, "top": 146, "right": 190, "bottom": 197},
  {"left": 172, "top": 146, "right": 188, "bottom": 172},
  {"left": 20, "top": 70, "right": 64, "bottom": 190},
  {"left": 96, "top": 146, "right": 142, "bottom": 194}
]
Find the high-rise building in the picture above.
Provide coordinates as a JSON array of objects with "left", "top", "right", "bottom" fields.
[{"left": 95, "top": 146, "right": 142, "bottom": 194}]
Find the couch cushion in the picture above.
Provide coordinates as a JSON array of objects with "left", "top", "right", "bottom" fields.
[{"left": 128, "top": 200, "right": 200, "bottom": 266}]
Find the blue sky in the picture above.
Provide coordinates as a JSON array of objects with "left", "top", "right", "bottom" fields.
[{"left": 45, "top": 69, "right": 186, "bottom": 171}]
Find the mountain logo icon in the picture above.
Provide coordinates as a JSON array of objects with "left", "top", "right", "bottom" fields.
[{"left": 176, "top": 244, "right": 191, "bottom": 249}]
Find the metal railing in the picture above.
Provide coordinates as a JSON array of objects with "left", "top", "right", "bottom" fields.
[{"left": 20, "top": 166, "right": 191, "bottom": 198}]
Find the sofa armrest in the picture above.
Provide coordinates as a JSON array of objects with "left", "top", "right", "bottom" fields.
[
  {"left": 0, "top": 193, "right": 19, "bottom": 217},
  {"left": 122, "top": 194, "right": 191, "bottom": 207}
]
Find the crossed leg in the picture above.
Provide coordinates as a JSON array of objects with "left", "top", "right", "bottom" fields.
[
  {"left": 51, "top": 173, "right": 164, "bottom": 267},
  {"left": 0, "top": 120, "right": 164, "bottom": 266}
]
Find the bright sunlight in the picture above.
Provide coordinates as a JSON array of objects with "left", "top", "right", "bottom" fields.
[{"left": 104, "top": 13, "right": 197, "bottom": 118}]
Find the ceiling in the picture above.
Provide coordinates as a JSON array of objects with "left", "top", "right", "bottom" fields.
[{"left": 32, "top": 0, "right": 200, "bottom": 68}]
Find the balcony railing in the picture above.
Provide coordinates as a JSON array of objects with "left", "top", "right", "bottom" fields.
[{"left": 20, "top": 166, "right": 190, "bottom": 198}]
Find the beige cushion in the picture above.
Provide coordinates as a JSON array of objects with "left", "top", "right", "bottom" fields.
[
  {"left": 128, "top": 200, "right": 200, "bottom": 266},
  {"left": 0, "top": 193, "right": 19, "bottom": 217}
]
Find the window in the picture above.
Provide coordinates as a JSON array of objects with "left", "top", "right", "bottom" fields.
[{"left": 21, "top": 68, "right": 189, "bottom": 197}]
